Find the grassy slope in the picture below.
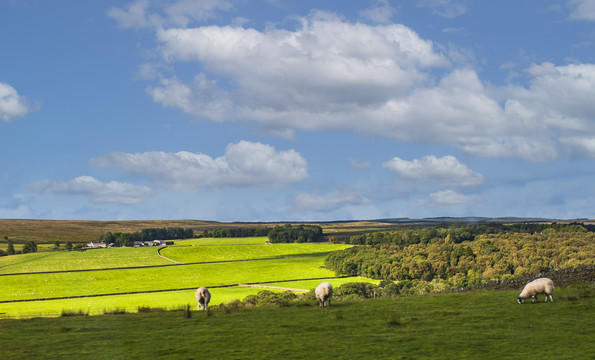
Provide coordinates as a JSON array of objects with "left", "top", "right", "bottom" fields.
[
  {"left": 1, "top": 286, "right": 593, "bottom": 359},
  {"left": 0, "top": 247, "right": 172, "bottom": 273},
  {"left": 161, "top": 243, "right": 351, "bottom": 262}
]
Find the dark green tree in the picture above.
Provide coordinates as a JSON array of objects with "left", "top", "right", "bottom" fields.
[
  {"left": 53, "top": 240, "right": 60, "bottom": 251},
  {"left": 7, "top": 239, "right": 15, "bottom": 255},
  {"left": 65, "top": 241, "right": 73, "bottom": 251},
  {"left": 22, "top": 241, "right": 38, "bottom": 254}
]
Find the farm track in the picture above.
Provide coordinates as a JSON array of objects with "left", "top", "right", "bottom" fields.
[
  {"left": 0, "top": 276, "right": 346, "bottom": 304},
  {"left": 0, "top": 256, "right": 286, "bottom": 277}
]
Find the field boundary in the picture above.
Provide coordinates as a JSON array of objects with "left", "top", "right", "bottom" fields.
[{"left": 0, "top": 276, "right": 347, "bottom": 304}]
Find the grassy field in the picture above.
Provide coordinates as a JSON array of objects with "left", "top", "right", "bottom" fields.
[
  {"left": 160, "top": 242, "right": 351, "bottom": 262},
  {"left": 0, "top": 238, "right": 364, "bottom": 317},
  {"left": 1, "top": 285, "right": 593, "bottom": 359}
]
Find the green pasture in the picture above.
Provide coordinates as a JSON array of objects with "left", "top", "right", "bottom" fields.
[
  {"left": 1, "top": 285, "right": 593, "bottom": 359},
  {"left": 0, "top": 247, "right": 172, "bottom": 274},
  {"left": 176, "top": 237, "right": 269, "bottom": 245},
  {"left": 0, "top": 277, "right": 377, "bottom": 318},
  {"left": 0, "top": 255, "right": 336, "bottom": 301},
  {"left": 161, "top": 243, "right": 351, "bottom": 262},
  {"left": 0, "top": 243, "right": 55, "bottom": 252}
]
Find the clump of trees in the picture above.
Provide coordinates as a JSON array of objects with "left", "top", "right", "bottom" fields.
[
  {"left": 267, "top": 224, "right": 323, "bottom": 243},
  {"left": 0, "top": 238, "right": 38, "bottom": 256},
  {"left": 97, "top": 227, "right": 194, "bottom": 247},
  {"left": 325, "top": 224, "right": 595, "bottom": 289},
  {"left": 204, "top": 227, "right": 270, "bottom": 238}
]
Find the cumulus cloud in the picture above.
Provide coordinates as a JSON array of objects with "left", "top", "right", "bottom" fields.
[
  {"left": 383, "top": 155, "right": 484, "bottom": 187},
  {"left": 89, "top": 141, "right": 308, "bottom": 191},
  {"left": 568, "top": 0, "right": 595, "bottom": 21},
  {"left": 420, "top": 189, "right": 483, "bottom": 207},
  {"left": 108, "top": 0, "right": 232, "bottom": 28},
  {"left": 28, "top": 176, "right": 153, "bottom": 204},
  {"left": 135, "top": 9, "right": 595, "bottom": 162},
  {"left": 0, "top": 82, "right": 31, "bottom": 121},
  {"left": 294, "top": 189, "right": 370, "bottom": 212}
]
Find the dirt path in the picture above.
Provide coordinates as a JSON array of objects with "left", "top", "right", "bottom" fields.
[{"left": 156, "top": 246, "right": 183, "bottom": 264}]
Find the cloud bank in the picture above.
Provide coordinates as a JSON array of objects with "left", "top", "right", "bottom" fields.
[
  {"left": 89, "top": 141, "right": 308, "bottom": 191},
  {"left": 383, "top": 155, "right": 484, "bottom": 187},
  {"left": 135, "top": 11, "right": 595, "bottom": 162},
  {"left": 28, "top": 176, "right": 153, "bottom": 204}
]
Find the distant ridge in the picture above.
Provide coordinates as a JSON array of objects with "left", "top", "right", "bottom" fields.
[{"left": 371, "top": 217, "right": 560, "bottom": 225}]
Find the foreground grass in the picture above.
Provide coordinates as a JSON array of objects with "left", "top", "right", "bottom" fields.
[{"left": 1, "top": 286, "right": 593, "bottom": 359}]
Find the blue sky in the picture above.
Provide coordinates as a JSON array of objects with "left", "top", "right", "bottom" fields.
[{"left": 2, "top": 0, "right": 595, "bottom": 221}]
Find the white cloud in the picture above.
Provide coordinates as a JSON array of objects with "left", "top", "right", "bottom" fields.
[
  {"left": 28, "top": 176, "right": 153, "bottom": 204},
  {"left": 0, "top": 82, "right": 30, "bottom": 121},
  {"left": 383, "top": 155, "right": 484, "bottom": 187},
  {"left": 153, "top": 12, "right": 449, "bottom": 122},
  {"left": 108, "top": 0, "right": 232, "bottom": 29},
  {"left": 140, "top": 10, "right": 595, "bottom": 162},
  {"left": 89, "top": 141, "right": 308, "bottom": 191},
  {"left": 568, "top": 0, "right": 595, "bottom": 21},
  {"left": 421, "top": 189, "right": 483, "bottom": 207},
  {"left": 294, "top": 189, "right": 370, "bottom": 212}
]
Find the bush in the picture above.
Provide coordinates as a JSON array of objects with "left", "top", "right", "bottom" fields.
[{"left": 335, "top": 282, "right": 380, "bottom": 299}]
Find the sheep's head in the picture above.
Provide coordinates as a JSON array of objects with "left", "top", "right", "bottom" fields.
[{"left": 517, "top": 297, "right": 524, "bottom": 304}]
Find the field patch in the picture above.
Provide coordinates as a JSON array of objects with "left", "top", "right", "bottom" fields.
[
  {"left": 0, "top": 239, "right": 354, "bottom": 317},
  {"left": 161, "top": 243, "right": 351, "bottom": 263},
  {"left": 0, "top": 247, "right": 171, "bottom": 274}
]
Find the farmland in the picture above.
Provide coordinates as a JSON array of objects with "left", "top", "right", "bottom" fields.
[{"left": 0, "top": 237, "right": 358, "bottom": 317}]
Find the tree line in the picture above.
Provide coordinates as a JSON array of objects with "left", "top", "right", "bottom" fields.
[
  {"left": 267, "top": 224, "right": 324, "bottom": 243},
  {"left": 203, "top": 227, "right": 271, "bottom": 238},
  {"left": 97, "top": 227, "right": 194, "bottom": 247},
  {"left": 325, "top": 223, "right": 595, "bottom": 291}
]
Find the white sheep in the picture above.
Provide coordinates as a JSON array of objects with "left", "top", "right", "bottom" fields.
[
  {"left": 315, "top": 282, "right": 333, "bottom": 308},
  {"left": 195, "top": 287, "right": 211, "bottom": 310},
  {"left": 517, "top": 278, "right": 554, "bottom": 304}
]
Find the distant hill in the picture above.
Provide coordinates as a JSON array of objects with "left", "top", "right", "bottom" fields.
[{"left": 371, "top": 217, "right": 561, "bottom": 225}]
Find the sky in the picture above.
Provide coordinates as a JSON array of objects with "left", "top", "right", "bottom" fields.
[{"left": 1, "top": 0, "right": 595, "bottom": 222}]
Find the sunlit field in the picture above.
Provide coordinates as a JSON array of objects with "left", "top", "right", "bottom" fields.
[{"left": 0, "top": 238, "right": 356, "bottom": 317}]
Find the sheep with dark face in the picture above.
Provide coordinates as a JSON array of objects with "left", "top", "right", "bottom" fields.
[
  {"left": 195, "top": 287, "right": 211, "bottom": 310},
  {"left": 315, "top": 282, "right": 333, "bottom": 307},
  {"left": 517, "top": 278, "right": 554, "bottom": 304}
]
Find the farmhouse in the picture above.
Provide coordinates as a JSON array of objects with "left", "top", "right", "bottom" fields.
[
  {"left": 86, "top": 241, "right": 106, "bottom": 249},
  {"left": 152, "top": 240, "right": 174, "bottom": 246}
]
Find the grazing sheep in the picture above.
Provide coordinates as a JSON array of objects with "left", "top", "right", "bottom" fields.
[
  {"left": 517, "top": 278, "right": 554, "bottom": 304},
  {"left": 315, "top": 282, "right": 333, "bottom": 308},
  {"left": 195, "top": 287, "right": 211, "bottom": 310}
]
